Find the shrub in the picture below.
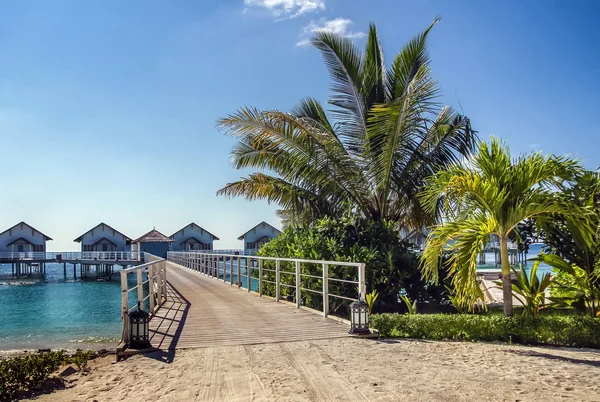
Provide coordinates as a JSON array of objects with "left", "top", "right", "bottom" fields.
[
  {"left": 0, "top": 350, "right": 95, "bottom": 399},
  {"left": 258, "top": 214, "right": 451, "bottom": 315},
  {"left": 370, "top": 313, "right": 600, "bottom": 348}
]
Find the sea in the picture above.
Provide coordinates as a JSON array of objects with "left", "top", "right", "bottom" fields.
[
  {"left": 0, "top": 260, "right": 260, "bottom": 353},
  {"left": 476, "top": 243, "right": 553, "bottom": 276},
  {"left": 0, "top": 262, "right": 125, "bottom": 353}
]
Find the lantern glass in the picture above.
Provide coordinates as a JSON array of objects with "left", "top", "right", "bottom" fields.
[
  {"left": 129, "top": 303, "right": 151, "bottom": 349},
  {"left": 349, "top": 299, "right": 370, "bottom": 335}
]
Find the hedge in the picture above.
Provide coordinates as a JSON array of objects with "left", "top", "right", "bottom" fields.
[{"left": 370, "top": 313, "right": 600, "bottom": 348}]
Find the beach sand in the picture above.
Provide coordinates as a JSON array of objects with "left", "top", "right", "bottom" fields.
[{"left": 33, "top": 338, "right": 600, "bottom": 402}]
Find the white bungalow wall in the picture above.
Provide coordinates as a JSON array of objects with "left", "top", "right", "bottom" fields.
[
  {"left": 79, "top": 224, "right": 130, "bottom": 252},
  {"left": 171, "top": 225, "right": 216, "bottom": 251},
  {"left": 0, "top": 223, "right": 48, "bottom": 253}
]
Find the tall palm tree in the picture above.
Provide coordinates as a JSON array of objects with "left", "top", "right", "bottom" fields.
[
  {"left": 419, "top": 137, "right": 585, "bottom": 316},
  {"left": 216, "top": 18, "right": 476, "bottom": 231}
]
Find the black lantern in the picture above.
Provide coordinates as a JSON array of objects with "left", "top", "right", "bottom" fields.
[
  {"left": 129, "top": 302, "right": 151, "bottom": 348},
  {"left": 349, "top": 298, "right": 370, "bottom": 335}
]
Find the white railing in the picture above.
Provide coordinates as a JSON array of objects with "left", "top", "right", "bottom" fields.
[
  {"left": 120, "top": 253, "right": 167, "bottom": 343},
  {"left": 58, "top": 251, "right": 139, "bottom": 261},
  {"left": 199, "top": 249, "right": 257, "bottom": 255},
  {"left": 0, "top": 251, "right": 139, "bottom": 261},
  {"left": 0, "top": 252, "right": 48, "bottom": 260},
  {"left": 167, "top": 251, "right": 365, "bottom": 318}
]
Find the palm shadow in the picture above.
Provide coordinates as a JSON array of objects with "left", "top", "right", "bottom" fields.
[{"left": 507, "top": 349, "right": 600, "bottom": 368}]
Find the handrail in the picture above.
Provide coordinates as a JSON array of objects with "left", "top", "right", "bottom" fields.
[
  {"left": 0, "top": 251, "right": 139, "bottom": 261},
  {"left": 202, "top": 249, "right": 257, "bottom": 255},
  {"left": 166, "top": 251, "right": 366, "bottom": 318},
  {"left": 120, "top": 253, "right": 167, "bottom": 343}
]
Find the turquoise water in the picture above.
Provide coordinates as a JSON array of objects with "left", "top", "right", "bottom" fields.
[
  {"left": 0, "top": 263, "right": 135, "bottom": 352},
  {"left": 476, "top": 243, "right": 553, "bottom": 277}
]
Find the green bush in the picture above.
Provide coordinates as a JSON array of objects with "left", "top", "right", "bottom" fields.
[
  {"left": 258, "top": 214, "right": 451, "bottom": 315},
  {"left": 370, "top": 313, "right": 600, "bottom": 348},
  {"left": 0, "top": 350, "right": 95, "bottom": 399}
]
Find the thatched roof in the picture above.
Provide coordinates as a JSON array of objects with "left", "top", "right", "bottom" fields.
[{"left": 134, "top": 228, "right": 174, "bottom": 243}]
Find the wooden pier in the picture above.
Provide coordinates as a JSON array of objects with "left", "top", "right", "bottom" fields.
[
  {"left": 118, "top": 252, "right": 365, "bottom": 358},
  {"left": 148, "top": 261, "right": 351, "bottom": 352}
]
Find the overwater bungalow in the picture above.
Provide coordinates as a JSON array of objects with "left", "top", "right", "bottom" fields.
[
  {"left": 238, "top": 221, "right": 281, "bottom": 252},
  {"left": 73, "top": 222, "right": 132, "bottom": 252},
  {"left": 170, "top": 223, "right": 219, "bottom": 251},
  {"left": 0, "top": 221, "right": 52, "bottom": 254},
  {"left": 131, "top": 228, "right": 174, "bottom": 258}
]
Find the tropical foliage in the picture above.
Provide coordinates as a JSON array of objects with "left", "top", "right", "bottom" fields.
[
  {"left": 217, "top": 18, "right": 476, "bottom": 230},
  {"left": 536, "top": 172, "right": 600, "bottom": 317},
  {"left": 365, "top": 290, "right": 379, "bottom": 315},
  {"left": 0, "top": 350, "right": 95, "bottom": 399},
  {"left": 400, "top": 295, "right": 418, "bottom": 314},
  {"left": 498, "top": 262, "right": 552, "bottom": 317},
  {"left": 419, "top": 137, "right": 585, "bottom": 316},
  {"left": 257, "top": 213, "right": 450, "bottom": 315}
]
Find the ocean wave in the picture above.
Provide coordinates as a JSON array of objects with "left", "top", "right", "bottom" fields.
[
  {"left": 0, "top": 281, "right": 38, "bottom": 286},
  {"left": 69, "top": 336, "right": 120, "bottom": 344}
]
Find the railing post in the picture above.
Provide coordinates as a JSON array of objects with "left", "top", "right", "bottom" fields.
[
  {"left": 258, "top": 259, "right": 263, "bottom": 297},
  {"left": 322, "top": 263, "right": 329, "bottom": 317},
  {"left": 137, "top": 268, "right": 144, "bottom": 309},
  {"left": 246, "top": 257, "right": 251, "bottom": 292},
  {"left": 149, "top": 263, "right": 155, "bottom": 313},
  {"left": 237, "top": 256, "right": 241, "bottom": 288},
  {"left": 295, "top": 260, "right": 301, "bottom": 308},
  {"left": 161, "top": 260, "right": 167, "bottom": 304},
  {"left": 275, "top": 259, "right": 280, "bottom": 302},
  {"left": 359, "top": 263, "right": 366, "bottom": 301},
  {"left": 120, "top": 271, "right": 129, "bottom": 342}
]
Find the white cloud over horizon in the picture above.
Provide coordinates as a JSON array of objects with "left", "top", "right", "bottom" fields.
[
  {"left": 244, "top": 0, "right": 325, "bottom": 19},
  {"left": 297, "top": 17, "right": 366, "bottom": 46}
]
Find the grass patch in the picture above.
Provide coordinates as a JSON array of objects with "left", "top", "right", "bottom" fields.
[{"left": 370, "top": 313, "right": 600, "bottom": 348}]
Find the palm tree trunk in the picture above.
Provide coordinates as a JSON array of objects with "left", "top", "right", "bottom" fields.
[{"left": 500, "top": 236, "right": 513, "bottom": 317}]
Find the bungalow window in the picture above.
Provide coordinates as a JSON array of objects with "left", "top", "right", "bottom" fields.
[
  {"left": 83, "top": 245, "right": 93, "bottom": 252},
  {"left": 33, "top": 245, "right": 44, "bottom": 252},
  {"left": 247, "top": 242, "right": 254, "bottom": 249}
]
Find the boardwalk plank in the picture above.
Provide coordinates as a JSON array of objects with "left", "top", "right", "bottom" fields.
[{"left": 148, "top": 261, "right": 349, "bottom": 350}]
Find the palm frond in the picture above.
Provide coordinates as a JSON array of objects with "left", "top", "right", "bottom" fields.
[{"left": 311, "top": 30, "right": 367, "bottom": 155}]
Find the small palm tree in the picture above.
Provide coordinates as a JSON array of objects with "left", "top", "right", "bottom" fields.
[
  {"left": 497, "top": 262, "right": 552, "bottom": 316},
  {"left": 420, "top": 137, "right": 584, "bottom": 316},
  {"left": 217, "top": 19, "right": 476, "bottom": 230}
]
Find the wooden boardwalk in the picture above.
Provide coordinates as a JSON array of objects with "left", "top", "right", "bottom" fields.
[{"left": 148, "top": 261, "right": 350, "bottom": 351}]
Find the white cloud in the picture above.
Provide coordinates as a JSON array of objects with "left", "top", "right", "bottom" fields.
[
  {"left": 244, "top": 0, "right": 325, "bottom": 19},
  {"left": 297, "top": 17, "right": 366, "bottom": 46}
]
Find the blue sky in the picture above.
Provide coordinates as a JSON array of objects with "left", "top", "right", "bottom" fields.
[{"left": 0, "top": 0, "right": 598, "bottom": 250}]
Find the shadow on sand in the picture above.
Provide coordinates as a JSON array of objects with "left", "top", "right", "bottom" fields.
[{"left": 141, "top": 282, "right": 191, "bottom": 363}]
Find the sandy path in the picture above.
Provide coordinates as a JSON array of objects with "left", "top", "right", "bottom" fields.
[{"left": 34, "top": 338, "right": 600, "bottom": 402}]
